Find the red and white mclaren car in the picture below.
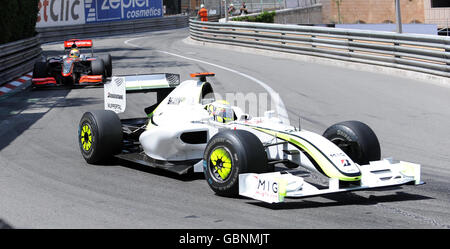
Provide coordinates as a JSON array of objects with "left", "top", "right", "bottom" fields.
[{"left": 32, "top": 39, "right": 112, "bottom": 87}]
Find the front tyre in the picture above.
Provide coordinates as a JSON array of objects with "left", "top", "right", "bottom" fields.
[
  {"left": 203, "top": 129, "right": 271, "bottom": 197},
  {"left": 32, "top": 62, "right": 50, "bottom": 88},
  {"left": 78, "top": 110, "right": 122, "bottom": 164},
  {"left": 323, "top": 120, "right": 380, "bottom": 165},
  {"left": 98, "top": 54, "right": 112, "bottom": 77},
  {"left": 32, "top": 62, "right": 48, "bottom": 78},
  {"left": 91, "top": 59, "right": 105, "bottom": 79}
]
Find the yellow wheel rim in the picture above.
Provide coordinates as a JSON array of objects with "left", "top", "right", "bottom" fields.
[
  {"left": 210, "top": 147, "right": 232, "bottom": 180},
  {"left": 80, "top": 124, "right": 93, "bottom": 152}
]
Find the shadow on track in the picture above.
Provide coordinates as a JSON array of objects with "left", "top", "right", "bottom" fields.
[
  {"left": 89, "top": 157, "right": 205, "bottom": 182},
  {"left": 0, "top": 219, "right": 13, "bottom": 229},
  {"left": 0, "top": 87, "right": 102, "bottom": 151},
  {"left": 247, "top": 191, "right": 433, "bottom": 210}
]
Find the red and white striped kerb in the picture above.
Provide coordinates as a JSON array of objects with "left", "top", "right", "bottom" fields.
[{"left": 0, "top": 72, "right": 33, "bottom": 97}]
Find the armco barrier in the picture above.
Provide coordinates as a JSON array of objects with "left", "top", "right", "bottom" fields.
[
  {"left": 37, "top": 15, "right": 189, "bottom": 43},
  {"left": 0, "top": 36, "right": 42, "bottom": 86},
  {"left": 190, "top": 20, "right": 450, "bottom": 78}
]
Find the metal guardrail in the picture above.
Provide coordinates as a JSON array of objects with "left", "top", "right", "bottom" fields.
[
  {"left": 37, "top": 15, "right": 189, "bottom": 43},
  {"left": 190, "top": 20, "right": 450, "bottom": 78},
  {"left": 0, "top": 35, "right": 42, "bottom": 85}
]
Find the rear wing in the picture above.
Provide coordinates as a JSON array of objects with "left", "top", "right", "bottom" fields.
[
  {"left": 64, "top": 39, "right": 93, "bottom": 49},
  {"left": 104, "top": 73, "right": 180, "bottom": 113}
]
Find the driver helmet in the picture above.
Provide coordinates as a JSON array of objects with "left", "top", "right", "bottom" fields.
[
  {"left": 69, "top": 48, "right": 80, "bottom": 58},
  {"left": 206, "top": 100, "right": 234, "bottom": 123}
]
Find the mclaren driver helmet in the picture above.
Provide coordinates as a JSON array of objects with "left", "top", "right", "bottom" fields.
[{"left": 69, "top": 48, "right": 80, "bottom": 58}]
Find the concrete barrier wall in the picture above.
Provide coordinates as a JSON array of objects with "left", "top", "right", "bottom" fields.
[
  {"left": 36, "top": 15, "right": 189, "bottom": 43},
  {"left": 223, "top": 5, "right": 323, "bottom": 25},
  {"left": 274, "top": 5, "right": 323, "bottom": 24}
]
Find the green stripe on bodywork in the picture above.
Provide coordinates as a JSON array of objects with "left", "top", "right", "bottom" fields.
[{"left": 254, "top": 127, "right": 360, "bottom": 181}]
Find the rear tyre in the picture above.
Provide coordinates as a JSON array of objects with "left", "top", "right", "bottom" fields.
[
  {"left": 78, "top": 110, "right": 122, "bottom": 164},
  {"left": 98, "top": 54, "right": 112, "bottom": 77},
  {"left": 203, "top": 129, "right": 271, "bottom": 197},
  {"left": 323, "top": 120, "right": 380, "bottom": 165}
]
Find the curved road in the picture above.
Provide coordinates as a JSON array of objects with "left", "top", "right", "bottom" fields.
[{"left": 0, "top": 28, "right": 449, "bottom": 228}]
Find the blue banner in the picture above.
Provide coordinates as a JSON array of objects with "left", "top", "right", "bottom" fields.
[{"left": 84, "top": 0, "right": 163, "bottom": 23}]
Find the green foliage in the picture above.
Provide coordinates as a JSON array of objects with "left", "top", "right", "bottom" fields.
[
  {"left": 0, "top": 0, "right": 39, "bottom": 44},
  {"left": 232, "top": 11, "right": 276, "bottom": 23}
]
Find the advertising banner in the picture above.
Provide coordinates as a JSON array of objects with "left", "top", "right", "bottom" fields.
[
  {"left": 84, "top": 0, "right": 163, "bottom": 23},
  {"left": 36, "top": 0, "right": 163, "bottom": 27},
  {"left": 36, "top": 0, "right": 86, "bottom": 27}
]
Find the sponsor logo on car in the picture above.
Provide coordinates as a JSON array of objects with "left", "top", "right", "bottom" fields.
[
  {"left": 107, "top": 92, "right": 124, "bottom": 100},
  {"left": 114, "top": 77, "right": 124, "bottom": 87}
]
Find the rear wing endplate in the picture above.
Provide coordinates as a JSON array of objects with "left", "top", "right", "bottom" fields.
[{"left": 104, "top": 73, "right": 180, "bottom": 113}]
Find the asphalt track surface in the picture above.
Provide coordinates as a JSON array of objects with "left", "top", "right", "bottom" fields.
[{"left": 0, "top": 28, "right": 449, "bottom": 229}]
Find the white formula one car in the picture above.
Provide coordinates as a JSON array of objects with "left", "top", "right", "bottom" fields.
[{"left": 78, "top": 72, "right": 423, "bottom": 203}]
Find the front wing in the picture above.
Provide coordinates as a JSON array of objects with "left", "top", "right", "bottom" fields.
[
  {"left": 32, "top": 75, "right": 103, "bottom": 87},
  {"left": 239, "top": 159, "right": 423, "bottom": 203}
]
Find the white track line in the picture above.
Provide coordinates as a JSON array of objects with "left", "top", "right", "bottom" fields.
[{"left": 124, "top": 37, "right": 290, "bottom": 125}]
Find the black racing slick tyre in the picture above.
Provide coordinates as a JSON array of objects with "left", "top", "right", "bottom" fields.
[
  {"left": 32, "top": 62, "right": 48, "bottom": 78},
  {"left": 98, "top": 54, "right": 112, "bottom": 77},
  {"left": 323, "top": 120, "right": 381, "bottom": 165},
  {"left": 91, "top": 58, "right": 105, "bottom": 77},
  {"left": 78, "top": 110, "right": 122, "bottom": 164},
  {"left": 203, "top": 129, "right": 272, "bottom": 197}
]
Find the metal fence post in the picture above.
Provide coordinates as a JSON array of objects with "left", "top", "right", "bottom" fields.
[
  {"left": 348, "top": 38, "right": 354, "bottom": 53},
  {"left": 225, "top": 0, "right": 228, "bottom": 22},
  {"left": 446, "top": 46, "right": 450, "bottom": 66},
  {"left": 395, "top": 0, "right": 402, "bottom": 33}
]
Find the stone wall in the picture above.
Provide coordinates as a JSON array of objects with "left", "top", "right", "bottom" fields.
[{"left": 319, "top": 0, "right": 425, "bottom": 24}]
